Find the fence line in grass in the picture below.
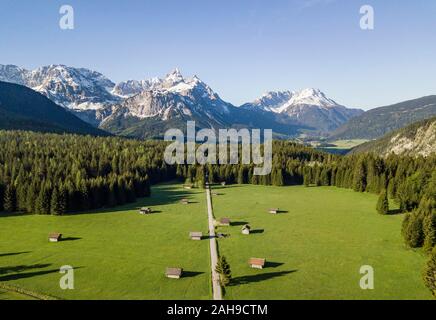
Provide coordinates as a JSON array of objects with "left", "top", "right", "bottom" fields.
[{"left": 0, "top": 282, "right": 61, "bottom": 300}]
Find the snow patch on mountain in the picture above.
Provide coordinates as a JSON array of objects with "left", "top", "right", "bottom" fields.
[
  {"left": 0, "top": 64, "right": 119, "bottom": 111},
  {"left": 246, "top": 88, "right": 364, "bottom": 131},
  {"left": 109, "top": 69, "right": 232, "bottom": 121}
]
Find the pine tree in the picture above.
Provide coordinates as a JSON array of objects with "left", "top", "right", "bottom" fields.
[
  {"left": 352, "top": 159, "right": 367, "bottom": 192},
  {"left": 25, "top": 182, "right": 37, "bottom": 213},
  {"left": 237, "top": 167, "right": 244, "bottom": 185},
  {"left": 215, "top": 256, "right": 232, "bottom": 287},
  {"left": 126, "top": 180, "right": 136, "bottom": 203},
  {"left": 273, "top": 168, "right": 284, "bottom": 186},
  {"left": 423, "top": 249, "right": 436, "bottom": 298},
  {"left": 79, "top": 181, "right": 90, "bottom": 211},
  {"left": 35, "top": 184, "right": 51, "bottom": 215},
  {"left": 303, "top": 168, "right": 310, "bottom": 187},
  {"left": 0, "top": 183, "right": 5, "bottom": 212},
  {"left": 108, "top": 181, "right": 117, "bottom": 207},
  {"left": 3, "top": 184, "right": 17, "bottom": 212},
  {"left": 51, "top": 186, "right": 67, "bottom": 216},
  {"left": 195, "top": 166, "right": 205, "bottom": 188},
  {"left": 143, "top": 177, "right": 151, "bottom": 197},
  {"left": 403, "top": 212, "right": 424, "bottom": 248},
  {"left": 320, "top": 168, "right": 330, "bottom": 186},
  {"left": 423, "top": 213, "right": 436, "bottom": 253},
  {"left": 376, "top": 190, "right": 389, "bottom": 215}
]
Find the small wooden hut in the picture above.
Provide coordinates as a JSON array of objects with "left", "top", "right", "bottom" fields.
[
  {"left": 139, "top": 207, "right": 152, "bottom": 215},
  {"left": 218, "top": 218, "right": 231, "bottom": 227},
  {"left": 165, "top": 267, "right": 183, "bottom": 279},
  {"left": 48, "top": 233, "right": 62, "bottom": 242},
  {"left": 189, "top": 232, "right": 203, "bottom": 241},
  {"left": 249, "top": 258, "right": 266, "bottom": 269}
]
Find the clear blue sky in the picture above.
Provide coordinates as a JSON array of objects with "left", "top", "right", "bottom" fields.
[{"left": 1, "top": 0, "right": 435, "bottom": 109}]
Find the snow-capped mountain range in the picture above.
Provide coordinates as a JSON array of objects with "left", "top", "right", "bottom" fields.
[
  {"left": 0, "top": 64, "right": 119, "bottom": 111},
  {"left": 0, "top": 64, "right": 363, "bottom": 137},
  {"left": 243, "top": 88, "right": 364, "bottom": 132}
]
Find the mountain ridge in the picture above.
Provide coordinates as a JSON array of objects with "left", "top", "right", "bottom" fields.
[
  {"left": 0, "top": 64, "right": 367, "bottom": 138},
  {"left": 0, "top": 81, "right": 108, "bottom": 136},
  {"left": 349, "top": 116, "right": 436, "bottom": 157},
  {"left": 330, "top": 95, "right": 436, "bottom": 140},
  {"left": 243, "top": 88, "right": 364, "bottom": 132}
]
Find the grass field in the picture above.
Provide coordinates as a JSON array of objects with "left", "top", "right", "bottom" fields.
[
  {"left": 0, "top": 184, "right": 211, "bottom": 300},
  {"left": 0, "top": 183, "right": 432, "bottom": 300},
  {"left": 0, "top": 289, "right": 35, "bottom": 300},
  {"left": 329, "top": 140, "right": 370, "bottom": 149},
  {"left": 211, "top": 185, "right": 432, "bottom": 300}
]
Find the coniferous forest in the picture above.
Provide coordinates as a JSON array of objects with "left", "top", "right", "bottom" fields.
[{"left": 0, "top": 130, "right": 435, "bottom": 294}]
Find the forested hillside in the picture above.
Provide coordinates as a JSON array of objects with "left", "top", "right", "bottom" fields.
[
  {"left": 330, "top": 96, "right": 436, "bottom": 140},
  {"left": 350, "top": 117, "right": 436, "bottom": 157},
  {"left": 0, "top": 81, "right": 108, "bottom": 136}
]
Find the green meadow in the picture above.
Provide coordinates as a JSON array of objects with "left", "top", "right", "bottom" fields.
[
  {"left": 0, "top": 184, "right": 211, "bottom": 300},
  {"left": 212, "top": 185, "right": 432, "bottom": 300},
  {"left": 0, "top": 183, "right": 432, "bottom": 300}
]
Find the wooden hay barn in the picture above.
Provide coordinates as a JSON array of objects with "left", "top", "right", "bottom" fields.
[
  {"left": 218, "top": 218, "right": 231, "bottom": 226},
  {"left": 189, "top": 232, "right": 203, "bottom": 241},
  {"left": 48, "top": 233, "right": 62, "bottom": 242},
  {"left": 166, "top": 267, "right": 183, "bottom": 279},
  {"left": 241, "top": 224, "right": 251, "bottom": 235},
  {"left": 139, "top": 207, "right": 152, "bottom": 215},
  {"left": 249, "top": 258, "right": 266, "bottom": 269}
]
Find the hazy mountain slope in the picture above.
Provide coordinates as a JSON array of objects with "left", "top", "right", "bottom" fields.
[
  {"left": 0, "top": 81, "right": 108, "bottom": 136},
  {"left": 349, "top": 117, "right": 436, "bottom": 157},
  {"left": 330, "top": 96, "right": 436, "bottom": 140}
]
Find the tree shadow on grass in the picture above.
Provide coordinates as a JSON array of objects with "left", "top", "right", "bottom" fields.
[
  {"left": 229, "top": 270, "right": 298, "bottom": 286},
  {"left": 0, "top": 269, "right": 60, "bottom": 281},
  {"left": 182, "top": 271, "right": 205, "bottom": 278},
  {"left": 0, "top": 264, "right": 52, "bottom": 275},
  {"left": 388, "top": 209, "right": 403, "bottom": 216},
  {"left": 250, "top": 229, "right": 264, "bottom": 235},
  {"left": 231, "top": 221, "right": 249, "bottom": 227},
  {"left": 0, "top": 252, "right": 31, "bottom": 258},
  {"left": 0, "top": 212, "right": 31, "bottom": 218},
  {"left": 64, "top": 183, "right": 200, "bottom": 216},
  {"left": 0, "top": 265, "right": 84, "bottom": 281}
]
